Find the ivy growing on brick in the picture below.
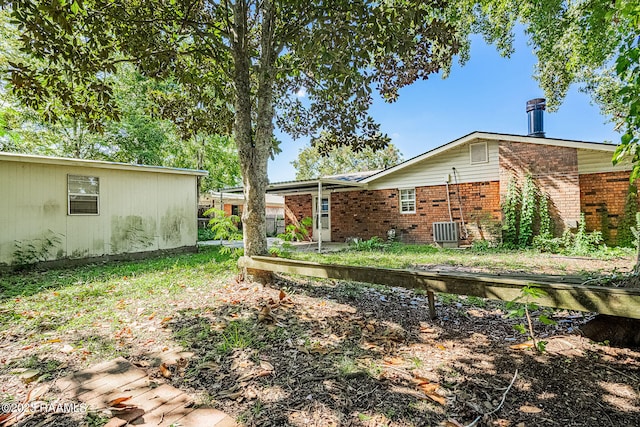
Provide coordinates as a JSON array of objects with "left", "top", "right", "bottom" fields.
[
  {"left": 617, "top": 183, "right": 638, "bottom": 247},
  {"left": 518, "top": 175, "right": 537, "bottom": 248},
  {"left": 503, "top": 175, "right": 554, "bottom": 249},
  {"left": 502, "top": 178, "right": 520, "bottom": 247},
  {"left": 598, "top": 203, "right": 611, "bottom": 245},
  {"left": 538, "top": 192, "right": 552, "bottom": 237}
]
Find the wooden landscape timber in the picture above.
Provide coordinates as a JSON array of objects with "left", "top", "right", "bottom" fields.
[{"left": 238, "top": 256, "right": 640, "bottom": 320}]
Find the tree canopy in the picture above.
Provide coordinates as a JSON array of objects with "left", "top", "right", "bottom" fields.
[
  {"left": 292, "top": 136, "right": 403, "bottom": 180},
  {"left": 0, "top": 9, "right": 241, "bottom": 189}
]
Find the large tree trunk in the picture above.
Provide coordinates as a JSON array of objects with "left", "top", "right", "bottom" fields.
[{"left": 230, "top": 0, "right": 274, "bottom": 265}]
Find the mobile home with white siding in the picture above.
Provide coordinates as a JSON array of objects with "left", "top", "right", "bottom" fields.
[{"left": 0, "top": 152, "right": 206, "bottom": 267}]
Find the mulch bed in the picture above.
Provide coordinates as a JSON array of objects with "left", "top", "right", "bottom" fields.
[{"left": 161, "top": 274, "right": 640, "bottom": 427}]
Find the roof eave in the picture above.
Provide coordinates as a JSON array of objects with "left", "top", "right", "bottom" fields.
[
  {"left": 0, "top": 152, "right": 208, "bottom": 176},
  {"left": 225, "top": 178, "right": 368, "bottom": 195},
  {"left": 361, "top": 131, "right": 619, "bottom": 184}
]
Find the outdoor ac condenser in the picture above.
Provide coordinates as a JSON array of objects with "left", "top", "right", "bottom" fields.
[{"left": 433, "top": 222, "right": 459, "bottom": 248}]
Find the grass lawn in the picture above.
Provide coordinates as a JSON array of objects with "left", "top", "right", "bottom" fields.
[
  {"left": 287, "top": 243, "right": 636, "bottom": 278},
  {"left": 0, "top": 247, "right": 236, "bottom": 361},
  {"left": 1, "top": 244, "right": 638, "bottom": 426}
]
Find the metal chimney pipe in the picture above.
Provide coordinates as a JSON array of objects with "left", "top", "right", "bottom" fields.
[{"left": 526, "top": 98, "right": 546, "bottom": 137}]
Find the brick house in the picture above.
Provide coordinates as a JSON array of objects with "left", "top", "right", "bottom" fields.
[{"left": 270, "top": 131, "right": 635, "bottom": 246}]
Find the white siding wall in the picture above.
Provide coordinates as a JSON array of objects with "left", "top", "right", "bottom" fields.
[
  {"left": 368, "top": 140, "right": 500, "bottom": 190},
  {"left": 577, "top": 149, "right": 632, "bottom": 174},
  {"left": 0, "top": 160, "right": 198, "bottom": 265}
]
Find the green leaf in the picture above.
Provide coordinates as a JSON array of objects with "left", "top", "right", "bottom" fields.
[
  {"left": 539, "top": 315, "right": 556, "bottom": 325},
  {"left": 522, "top": 286, "right": 547, "bottom": 299},
  {"left": 513, "top": 324, "right": 527, "bottom": 334},
  {"left": 507, "top": 308, "right": 526, "bottom": 319},
  {"left": 536, "top": 340, "right": 548, "bottom": 352}
]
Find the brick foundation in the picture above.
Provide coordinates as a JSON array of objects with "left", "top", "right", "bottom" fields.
[{"left": 580, "top": 171, "right": 636, "bottom": 244}]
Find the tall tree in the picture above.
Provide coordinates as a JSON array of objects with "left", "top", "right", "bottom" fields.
[
  {"left": 171, "top": 134, "right": 241, "bottom": 194},
  {"left": 478, "top": 1, "right": 640, "bottom": 178},
  {"left": 292, "top": 136, "right": 403, "bottom": 180},
  {"left": 2, "top": 1, "right": 484, "bottom": 259}
]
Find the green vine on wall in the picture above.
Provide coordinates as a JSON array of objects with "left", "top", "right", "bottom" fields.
[
  {"left": 598, "top": 203, "right": 611, "bottom": 245},
  {"left": 503, "top": 175, "right": 555, "bottom": 249},
  {"left": 617, "top": 184, "right": 638, "bottom": 247},
  {"left": 538, "top": 193, "right": 552, "bottom": 237},
  {"left": 518, "top": 175, "right": 537, "bottom": 248},
  {"left": 502, "top": 178, "right": 520, "bottom": 247}
]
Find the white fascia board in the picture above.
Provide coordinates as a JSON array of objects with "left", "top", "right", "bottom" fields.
[{"left": 0, "top": 151, "right": 208, "bottom": 176}]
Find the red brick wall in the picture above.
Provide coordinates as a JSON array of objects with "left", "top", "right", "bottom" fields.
[
  {"left": 499, "top": 141, "right": 580, "bottom": 234},
  {"left": 580, "top": 171, "right": 636, "bottom": 244},
  {"left": 328, "top": 181, "right": 501, "bottom": 243},
  {"left": 284, "top": 194, "right": 313, "bottom": 234}
]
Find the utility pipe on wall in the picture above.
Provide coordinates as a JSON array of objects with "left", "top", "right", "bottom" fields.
[{"left": 317, "top": 180, "right": 322, "bottom": 252}]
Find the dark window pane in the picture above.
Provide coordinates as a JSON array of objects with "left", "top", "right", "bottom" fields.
[{"left": 69, "top": 195, "right": 98, "bottom": 214}]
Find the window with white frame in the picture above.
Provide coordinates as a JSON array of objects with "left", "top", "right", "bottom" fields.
[
  {"left": 470, "top": 141, "right": 488, "bottom": 164},
  {"left": 400, "top": 188, "right": 416, "bottom": 213},
  {"left": 68, "top": 175, "right": 99, "bottom": 215}
]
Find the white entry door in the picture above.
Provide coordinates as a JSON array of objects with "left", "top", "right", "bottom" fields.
[{"left": 312, "top": 196, "right": 331, "bottom": 242}]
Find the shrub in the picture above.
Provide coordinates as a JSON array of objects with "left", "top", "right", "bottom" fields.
[
  {"left": 350, "top": 236, "right": 389, "bottom": 251},
  {"left": 278, "top": 217, "right": 313, "bottom": 242},
  {"left": 470, "top": 239, "right": 491, "bottom": 252},
  {"left": 198, "top": 228, "right": 217, "bottom": 241},
  {"left": 203, "top": 208, "right": 242, "bottom": 241},
  {"left": 534, "top": 213, "right": 604, "bottom": 256},
  {"left": 532, "top": 234, "right": 561, "bottom": 253}
]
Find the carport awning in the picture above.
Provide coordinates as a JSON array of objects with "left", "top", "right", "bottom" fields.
[{"left": 225, "top": 178, "right": 367, "bottom": 195}]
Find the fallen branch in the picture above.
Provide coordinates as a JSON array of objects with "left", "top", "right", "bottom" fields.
[{"left": 464, "top": 369, "right": 518, "bottom": 427}]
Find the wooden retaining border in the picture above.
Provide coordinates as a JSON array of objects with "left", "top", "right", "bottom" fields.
[{"left": 238, "top": 256, "right": 640, "bottom": 320}]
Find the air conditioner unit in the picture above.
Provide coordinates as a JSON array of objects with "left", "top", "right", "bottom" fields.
[{"left": 433, "top": 222, "right": 459, "bottom": 248}]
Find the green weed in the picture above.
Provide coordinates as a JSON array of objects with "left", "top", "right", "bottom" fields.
[{"left": 217, "top": 321, "right": 256, "bottom": 354}]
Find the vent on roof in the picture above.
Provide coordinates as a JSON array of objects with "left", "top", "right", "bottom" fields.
[
  {"left": 433, "top": 222, "right": 459, "bottom": 247},
  {"left": 526, "top": 98, "right": 546, "bottom": 138}
]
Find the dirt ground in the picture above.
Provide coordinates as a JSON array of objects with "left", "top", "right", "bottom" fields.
[
  {"left": 3, "top": 255, "right": 639, "bottom": 427},
  {"left": 164, "top": 272, "right": 640, "bottom": 427}
]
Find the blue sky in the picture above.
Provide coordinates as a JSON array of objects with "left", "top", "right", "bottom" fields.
[{"left": 268, "top": 28, "right": 620, "bottom": 183}]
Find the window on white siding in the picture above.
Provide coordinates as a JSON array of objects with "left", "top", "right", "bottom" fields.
[
  {"left": 470, "top": 142, "right": 488, "bottom": 164},
  {"left": 68, "top": 175, "right": 99, "bottom": 215},
  {"left": 400, "top": 188, "right": 416, "bottom": 213}
]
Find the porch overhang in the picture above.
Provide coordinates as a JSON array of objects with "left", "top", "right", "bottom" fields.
[{"left": 225, "top": 178, "right": 367, "bottom": 195}]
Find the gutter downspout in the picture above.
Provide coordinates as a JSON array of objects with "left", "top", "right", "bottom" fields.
[{"left": 317, "top": 181, "right": 323, "bottom": 252}]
